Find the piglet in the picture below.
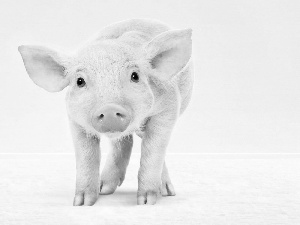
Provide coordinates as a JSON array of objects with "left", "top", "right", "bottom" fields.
[{"left": 18, "top": 19, "right": 193, "bottom": 205}]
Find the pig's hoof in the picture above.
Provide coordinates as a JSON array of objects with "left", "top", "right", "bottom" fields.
[
  {"left": 99, "top": 178, "right": 121, "bottom": 195},
  {"left": 161, "top": 181, "right": 176, "bottom": 196},
  {"left": 137, "top": 190, "right": 159, "bottom": 205},
  {"left": 73, "top": 192, "right": 98, "bottom": 206}
]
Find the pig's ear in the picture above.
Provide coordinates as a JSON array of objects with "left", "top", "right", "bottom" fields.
[
  {"left": 18, "top": 45, "right": 70, "bottom": 92},
  {"left": 145, "top": 29, "right": 192, "bottom": 80}
]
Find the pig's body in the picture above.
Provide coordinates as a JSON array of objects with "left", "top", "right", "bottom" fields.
[{"left": 19, "top": 19, "right": 193, "bottom": 206}]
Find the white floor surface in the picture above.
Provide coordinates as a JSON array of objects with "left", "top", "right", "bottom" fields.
[{"left": 0, "top": 153, "right": 299, "bottom": 225}]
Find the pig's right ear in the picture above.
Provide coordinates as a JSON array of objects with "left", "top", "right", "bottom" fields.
[
  {"left": 18, "top": 45, "right": 70, "bottom": 92},
  {"left": 144, "top": 29, "right": 192, "bottom": 81}
]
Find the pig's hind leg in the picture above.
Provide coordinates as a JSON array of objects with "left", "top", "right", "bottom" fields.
[
  {"left": 160, "top": 162, "right": 176, "bottom": 196},
  {"left": 100, "top": 135, "right": 133, "bottom": 194}
]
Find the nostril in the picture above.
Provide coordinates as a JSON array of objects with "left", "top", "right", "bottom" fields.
[
  {"left": 98, "top": 114, "right": 104, "bottom": 120},
  {"left": 116, "top": 112, "right": 124, "bottom": 118}
]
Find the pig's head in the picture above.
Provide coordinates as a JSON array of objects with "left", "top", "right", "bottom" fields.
[{"left": 18, "top": 29, "right": 192, "bottom": 139}]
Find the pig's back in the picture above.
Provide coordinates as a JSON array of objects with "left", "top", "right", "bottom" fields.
[{"left": 93, "top": 19, "right": 170, "bottom": 45}]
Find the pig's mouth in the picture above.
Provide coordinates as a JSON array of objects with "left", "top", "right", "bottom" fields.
[
  {"left": 102, "top": 130, "right": 133, "bottom": 140},
  {"left": 103, "top": 131, "right": 123, "bottom": 139},
  {"left": 95, "top": 122, "right": 132, "bottom": 139},
  {"left": 100, "top": 122, "right": 136, "bottom": 140}
]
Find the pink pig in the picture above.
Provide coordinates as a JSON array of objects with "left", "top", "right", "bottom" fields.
[{"left": 18, "top": 19, "right": 193, "bottom": 205}]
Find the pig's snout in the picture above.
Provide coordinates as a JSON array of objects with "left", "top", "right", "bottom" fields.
[{"left": 91, "top": 104, "right": 131, "bottom": 133}]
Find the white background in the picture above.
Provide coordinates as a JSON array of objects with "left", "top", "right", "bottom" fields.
[{"left": 0, "top": 0, "right": 299, "bottom": 153}]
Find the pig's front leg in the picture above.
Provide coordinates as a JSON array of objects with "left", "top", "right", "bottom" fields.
[
  {"left": 70, "top": 122, "right": 100, "bottom": 206},
  {"left": 161, "top": 161, "right": 176, "bottom": 196},
  {"left": 137, "top": 112, "right": 176, "bottom": 205},
  {"left": 100, "top": 135, "right": 133, "bottom": 194}
]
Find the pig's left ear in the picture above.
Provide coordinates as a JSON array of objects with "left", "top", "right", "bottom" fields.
[
  {"left": 18, "top": 45, "right": 70, "bottom": 92},
  {"left": 145, "top": 28, "right": 192, "bottom": 80}
]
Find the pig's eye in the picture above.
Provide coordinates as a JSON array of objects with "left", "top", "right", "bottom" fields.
[
  {"left": 77, "top": 77, "right": 86, "bottom": 87},
  {"left": 131, "top": 72, "right": 139, "bottom": 83}
]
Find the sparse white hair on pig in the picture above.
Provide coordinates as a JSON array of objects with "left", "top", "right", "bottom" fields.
[{"left": 18, "top": 19, "right": 193, "bottom": 205}]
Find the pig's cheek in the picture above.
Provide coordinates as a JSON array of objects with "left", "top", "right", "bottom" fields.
[
  {"left": 135, "top": 93, "right": 153, "bottom": 115},
  {"left": 68, "top": 103, "right": 92, "bottom": 128},
  {"left": 65, "top": 91, "right": 93, "bottom": 126},
  {"left": 121, "top": 80, "right": 154, "bottom": 127},
  {"left": 131, "top": 89, "right": 154, "bottom": 122},
  {"left": 139, "top": 84, "right": 154, "bottom": 110}
]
